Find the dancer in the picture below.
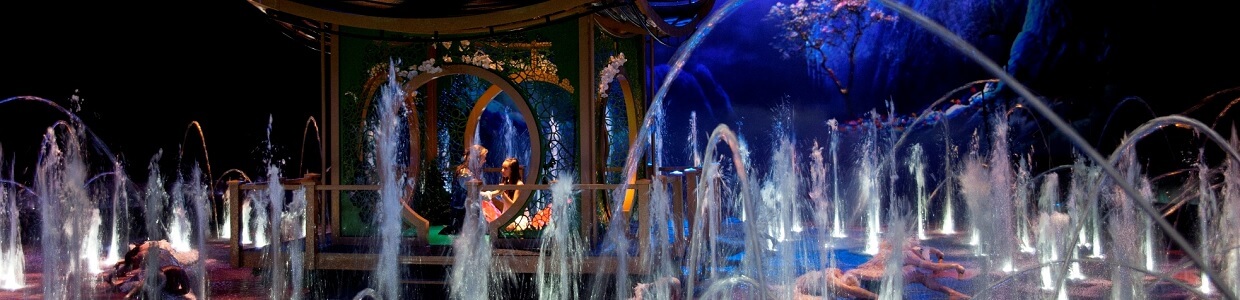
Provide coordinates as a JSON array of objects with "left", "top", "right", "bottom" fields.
[
  {"left": 103, "top": 240, "right": 197, "bottom": 299},
  {"left": 848, "top": 238, "right": 972, "bottom": 300},
  {"left": 630, "top": 276, "right": 683, "bottom": 300},
  {"left": 794, "top": 267, "right": 879, "bottom": 299},
  {"left": 440, "top": 144, "right": 488, "bottom": 235},
  {"left": 481, "top": 157, "right": 524, "bottom": 222}
]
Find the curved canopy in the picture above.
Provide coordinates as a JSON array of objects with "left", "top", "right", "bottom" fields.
[{"left": 246, "top": 0, "right": 714, "bottom": 40}]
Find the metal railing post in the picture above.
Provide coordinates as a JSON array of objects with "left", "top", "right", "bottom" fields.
[{"left": 227, "top": 180, "right": 242, "bottom": 268}]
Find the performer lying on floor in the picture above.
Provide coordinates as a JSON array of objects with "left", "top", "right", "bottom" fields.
[
  {"left": 103, "top": 240, "right": 197, "bottom": 299},
  {"left": 794, "top": 267, "right": 879, "bottom": 299},
  {"left": 845, "top": 237, "right": 972, "bottom": 300}
]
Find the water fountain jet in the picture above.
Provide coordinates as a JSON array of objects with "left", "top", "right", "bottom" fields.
[
  {"left": 180, "top": 121, "right": 218, "bottom": 237},
  {"left": 37, "top": 122, "right": 98, "bottom": 299},
  {"left": 370, "top": 59, "right": 405, "bottom": 300},
  {"left": 872, "top": 1, "right": 1236, "bottom": 296},
  {"left": 537, "top": 173, "right": 584, "bottom": 300},
  {"left": 0, "top": 147, "right": 24, "bottom": 291},
  {"left": 684, "top": 124, "right": 761, "bottom": 299}
]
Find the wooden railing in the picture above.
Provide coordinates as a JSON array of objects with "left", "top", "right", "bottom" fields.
[
  {"left": 224, "top": 167, "right": 700, "bottom": 275},
  {"left": 654, "top": 167, "right": 700, "bottom": 257}
]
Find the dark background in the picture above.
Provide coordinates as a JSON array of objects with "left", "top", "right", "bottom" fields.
[
  {"left": 4, "top": 0, "right": 1240, "bottom": 189},
  {"left": 1, "top": 1, "right": 321, "bottom": 184},
  {"left": 0, "top": 0, "right": 1237, "bottom": 263}
]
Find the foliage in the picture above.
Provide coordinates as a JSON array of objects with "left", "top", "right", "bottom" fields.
[{"left": 766, "top": 0, "right": 896, "bottom": 112}]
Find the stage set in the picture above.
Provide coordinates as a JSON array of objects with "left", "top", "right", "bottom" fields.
[{"left": 2, "top": 0, "right": 1240, "bottom": 299}]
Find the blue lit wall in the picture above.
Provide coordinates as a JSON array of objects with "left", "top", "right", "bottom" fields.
[{"left": 648, "top": 0, "right": 1240, "bottom": 171}]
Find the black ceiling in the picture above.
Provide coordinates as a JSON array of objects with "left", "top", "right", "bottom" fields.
[
  {"left": 287, "top": 0, "right": 553, "bottom": 19},
  {"left": 246, "top": 0, "right": 713, "bottom": 42}
]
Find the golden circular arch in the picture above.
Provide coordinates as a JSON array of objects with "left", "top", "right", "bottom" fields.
[
  {"left": 246, "top": 0, "right": 601, "bottom": 36},
  {"left": 405, "top": 64, "right": 542, "bottom": 233},
  {"left": 357, "top": 74, "right": 429, "bottom": 238},
  {"left": 357, "top": 78, "right": 425, "bottom": 178},
  {"left": 617, "top": 75, "right": 639, "bottom": 145},
  {"left": 615, "top": 74, "right": 641, "bottom": 211}
]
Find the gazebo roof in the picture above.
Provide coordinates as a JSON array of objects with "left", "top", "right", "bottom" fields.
[{"left": 246, "top": 0, "right": 715, "bottom": 41}]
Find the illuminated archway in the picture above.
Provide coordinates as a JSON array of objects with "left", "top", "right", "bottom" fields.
[{"left": 405, "top": 65, "right": 542, "bottom": 234}]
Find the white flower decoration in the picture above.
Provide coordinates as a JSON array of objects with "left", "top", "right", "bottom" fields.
[
  {"left": 418, "top": 58, "right": 442, "bottom": 74},
  {"left": 598, "top": 53, "right": 627, "bottom": 98}
]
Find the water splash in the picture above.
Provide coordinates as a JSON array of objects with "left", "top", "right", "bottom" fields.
[
  {"left": 684, "top": 124, "right": 760, "bottom": 298},
  {"left": 827, "top": 119, "right": 846, "bottom": 238},
  {"left": 537, "top": 172, "right": 583, "bottom": 300},
  {"left": 372, "top": 60, "right": 405, "bottom": 300},
  {"left": 449, "top": 145, "right": 497, "bottom": 299},
  {"left": 1083, "top": 162, "right": 1105, "bottom": 259},
  {"left": 1139, "top": 176, "right": 1159, "bottom": 273},
  {"left": 688, "top": 111, "right": 701, "bottom": 167},
  {"left": 1036, "top": 173, "right": 1062, "bottom": 291},
  {"left": 84, "top": 206, "right": 103, "bottom": 275},
  {"left": 217, "top": 169, "right": 251, "bottom": 240},
  {"left": 37, "top": 122, "right": 99, "bottom": 299},
  {"left": 1198, "top": 151, "right": 1217, "bottom": 295},
  {"left": 143, "top": 150, "right": 168, "bottom": 300},
  {"left": 244, "top": 190, "right": 261, "bottom": 246},
  {"left": 764, "top": 103, "right": 801, "bottom": 240},
  {"left": 265, "top": 116, "right": 287, "bottom": 300},
  {"left": 179, "top": 121, "right": 217, "bottom": 236},
  {"left": 882, "top": 101, "right": 899, "bottom": 248},
  {"left": 941, "top": 142, "right": 958, "bottom": 235},
  {"left": 169, "top": 175, "right": 192, "bottom": 252},
  {"left": 1107, "top": 152, "right": 1148, "bottom": 300},
  {"left": 103, "top": 160, "right": 128, "bottom": 266},
  {"left": 653, "top": 102, "right": 667, "bottom": 169},
  {"left": 189, "top": 163, "right": 212, "bottom": 298},
  {"left": 0, "top": 147, "right": 24, "bottom": 291},
  {"left": 987, "top": 107, "right": 1016, "bottom": 272},
  {"left": 762, "top": 133, "right": 800, "bottom": 298},
  {"left": 809, "top": 140, "right": 830, "bottom": 245},
  {"left": 1101, "top": 116, "right": 1240, "bottom": 297},
  {"left": 907, "top": 143, "right": 928, "bottom": 240},
  {"left": 219, "top": 190, "right": 233, "bottom": 240},
  {"left": 686, "top": 155, "right": 725, "bottom": 293},
  {"left": 288, "top": 187, "right": 306, "bottom": 300},
  {"left": 860, "top": 111, "right": 882, "bottom": 255},
  {"left": 600, "top": 0, "right": 748, "bottom": 293},
  {"left": 1220, "top": 132, "right": 1240, "bottom": 296},
  {"left": 873, "top": 0, "right": 1234, "bottom": 296},
  {"left": 501, "top": 107, "right": 515, "bottom": 160},
  {"left": 448, "top": 137, "right": 510, "bottom": 297},
  {"left": 499, "top": 106, "right": 528, "bottom": 165},
  {"left": 1015, "top": 154, "right": 1034, "bottom": 253},
  {"left": 1065, "top": 155, "right": 1090, "bottom": 281},
  {"left": 299, "top": 116, "right": 323, "bottom": 176},
  {"left": 808, "top": 138, "right": 840, "bottom": 296},
  {"left": 959, "top": 130, "right": 988, "bottom": 250},
  {"left": 877, "top": 217, "right": 906, "bottom": 300},
  {"left": 0, "top": 97, "right": 123, "bottom": 171},
  {"left": 351, "top": 288, "right": 378, "bottom": 300}
]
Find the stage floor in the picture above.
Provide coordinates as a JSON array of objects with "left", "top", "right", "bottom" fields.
[
  {"left": 1, "top": 240, "right": 267, "bottom": 299},
  {"left": 0, "top": 225, "right": 1218, "bottom": 299}
]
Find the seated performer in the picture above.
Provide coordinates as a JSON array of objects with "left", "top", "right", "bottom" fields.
[
  {"left": 481, "top": 157, "right": 524, "bottom": 222},
  {"left": 440, "top": 144, "right": 488, "bottom": 235}
]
